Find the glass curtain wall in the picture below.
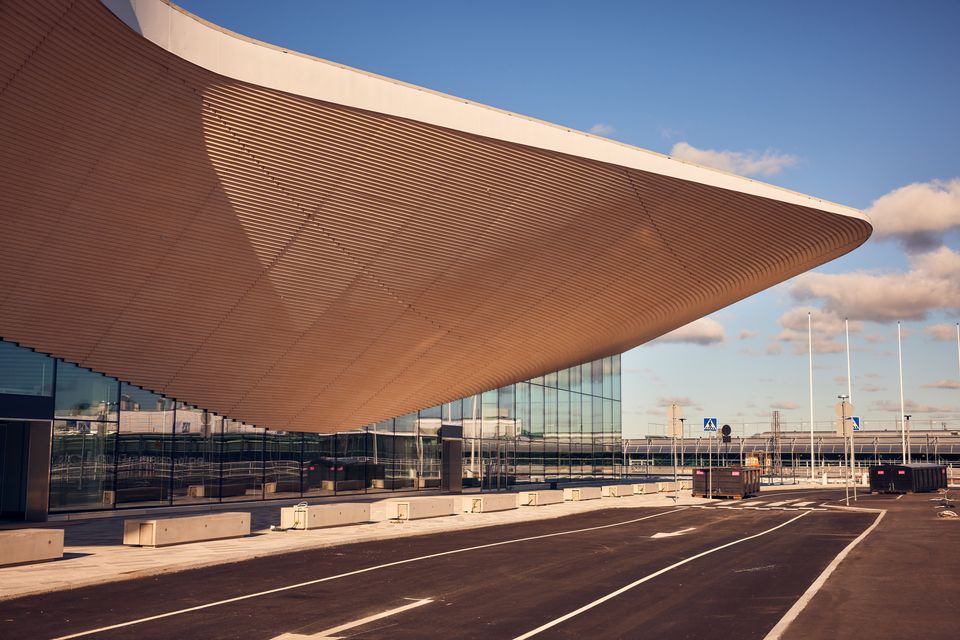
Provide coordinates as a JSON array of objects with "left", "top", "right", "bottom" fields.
[{"left": 1, "top": 338, "right": 622, "bottom": 512}]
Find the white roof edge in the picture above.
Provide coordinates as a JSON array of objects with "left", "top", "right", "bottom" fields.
[{"left": 101, "top": 0, "right": 868, "bottom": 223}]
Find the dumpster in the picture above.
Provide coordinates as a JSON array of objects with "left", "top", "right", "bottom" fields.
[
  {"left": 691, "top": 467, "right": 760, "bottom": 499},
  {"left": 869, "top": 463, "right": 947, "bottom": 494}
]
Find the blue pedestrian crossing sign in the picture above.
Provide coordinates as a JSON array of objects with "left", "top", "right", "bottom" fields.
[
  {"left": 850, "top": 416, "right": 861, "bottom": 431},
  {"left": 703, "top": 417, "right": 718, "bottom": 432}
]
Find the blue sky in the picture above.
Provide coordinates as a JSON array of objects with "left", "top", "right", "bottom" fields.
[{"left": 177, "top": 0, "right": 960, "bottom": 436}]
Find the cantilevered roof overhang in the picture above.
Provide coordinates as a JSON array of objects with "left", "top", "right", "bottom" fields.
[{"left": 0, "top": 0, "right": 871, "bottom": 432}]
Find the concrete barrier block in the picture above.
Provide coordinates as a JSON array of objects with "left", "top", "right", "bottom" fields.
[
  {"left": 321, "top": 479, "right": 365, "bottom": 492},
  {"left": 0, "top": 529, "right": 64, "bottom": 567},
  {"left": 464, "top": 493, "right": 518, "bottom": 513},
  {"left": 518, "top": 490, "right": 564, "bottom": 506},
  {"left": 123, "top": 512, "right": 250, "bottom": 547},
  {"left": 384, "top": 497, "right": 457, "bottom": 520},
  {"left": 279, "top": 503, "right": 371, "bottom": 530},
  {"left": 563, "top": 486, "right": 602, "bottom": 501},
  {"left": 679, "top": 479, "right": 692, "bottom": 490},
  {"left": 658, "top": 481, "right": 679, "bottom": 493},
  {"left": 601, "top": 485, "right": 631, "bottom": 498},
  {"left": 633, "top": 483, "right": 659, "bottom": 495}
]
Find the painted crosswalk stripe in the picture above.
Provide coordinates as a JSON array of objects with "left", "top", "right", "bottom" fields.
[
  {"left": 764, "top": 499, "right": 800, "bottom": 507},
  {"left": 792, "top": 501, "right": 815, "bottom": 507}
]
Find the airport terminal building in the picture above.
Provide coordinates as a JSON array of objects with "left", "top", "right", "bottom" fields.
[{"left": 0, "top": 0, "right": 870, "bottom": 520}]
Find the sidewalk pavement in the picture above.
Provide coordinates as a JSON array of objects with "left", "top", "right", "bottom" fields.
[{"left": 0, "top": 491, "right": 709, "bottom": 601}]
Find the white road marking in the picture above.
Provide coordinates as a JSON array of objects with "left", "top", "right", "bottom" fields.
[
  {"left": 765, "top": 500, "right": 800, "bottom": 507},
  {"left": 792, "top": 502, "right": 816, "bottom": 507},
  {"left": 512, "top": 511, "right": 811, "bottom": 640},
  {"left": 762, "top": 509, "right": 886, "bottom": 640},
  {"left": 896, "top": 494, "right": 904, "bottom": 500},
  {"left": 651, "top": 527, "right": 696, "bottom": 539},
  {"left": 51, "top": 508, "right": 687, "bottom": 640},
  {"left": 272, "top": 598, "right": 433, "bottom": 639}
]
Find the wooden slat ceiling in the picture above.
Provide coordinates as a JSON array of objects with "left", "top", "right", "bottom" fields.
[{"left": 0, "top": 0, "right": 871, "bottom": 433}]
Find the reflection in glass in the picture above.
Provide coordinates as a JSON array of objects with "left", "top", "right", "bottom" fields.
[
  {"left": 38, "top": 336, "right": 623, "bottom": 511},
  {"left": 49, "top": 420, "right": 117, "bottom": 510},
  {"left": 0, "top": 340, "right": 54, "bottom": 396},
  {"left": 116, "top": 383, "right": 173, "bottom": 507},
  {"left": 219, "top": 420, "right": 264, "bottom": 501},
  {"left": 172, "top": 406, "right": 219, "bottom": 504},
  {"left": 303, "top": 433, "right": 336, "bottom": 496},
  {"left": 265, "top": 430, "right": 301, "bottom": 498},
  {"left": 55, "top": 362, "right": 118, "bottom": 421}
]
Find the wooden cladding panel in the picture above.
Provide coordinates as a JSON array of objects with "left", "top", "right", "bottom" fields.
[{"left": 0, "top": 0, "right": 870, "bottom": 432}]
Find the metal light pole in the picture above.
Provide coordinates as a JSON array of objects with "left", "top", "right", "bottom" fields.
[
  {"left": 898, "top": 322, "right": 907, "bottom": 464},
  {"left": 678, "top": 417, "right": 686, "bottom": 501},
  {"left": 808, "top": 312, "right": 816, "bottom": 481},
  {"left": 838, "top": 395, "right": 850, "bottom": 506},
  {"left": 845, "top": 319, "right": 856, "bottom": 500}
]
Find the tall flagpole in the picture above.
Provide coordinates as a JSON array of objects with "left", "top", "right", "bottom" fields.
[
  {"left": 956, "top": 323, "right": 959, "bottom": 387},
  {"left": 808, "top": 311, "right": 815, "bottom": 481},
  {"left": 898, "top": 322, "right": 906, "bottom": 464},
  {"left": 846, "top": 317, "right": 856, "bottom": 499},
  {"left": 846, "top": 318, "right": 853, "bottom": 404}
]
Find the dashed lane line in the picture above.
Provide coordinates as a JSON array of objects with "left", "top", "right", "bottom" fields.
[
  {"left": 512, "top": 511, "right": 812, "bottom": 640},
  {"left": 50, "top": 508, "right": 688, "bottom": 640},
  {"left": 762, "top": 509, "right": 886, "bottom": 640}
]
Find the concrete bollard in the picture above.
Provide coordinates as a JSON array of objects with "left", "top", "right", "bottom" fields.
[
  {"left": 123, "top": 512, "right": 250, "bottom": 547},
  {"left": 464, "top": 494, "right": 518, "bottom": 513},
  {"left": 279, "top": 503, "right": 371, "bottom": 530},
  {"left": 383, "top": 497, "right": 457, "bottom": 520},
  {"left": 601, "top": 485, "right": 631, "bottom": 498},
  {"left": 0, "top": 529, "right": 64, "bottom": 567},
  {"left": 563, "top": 486, "right": 602, "bottom": 501},
  {"left": 517, "top": 490, "right": 565, "bottom": 506},
  {"left": 633, "top": 483, "right": 659, "bottom": 495}
]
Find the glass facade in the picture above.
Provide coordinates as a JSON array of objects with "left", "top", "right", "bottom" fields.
[{"left": 0, "top": 337, "right": 622, "bottom": 512}]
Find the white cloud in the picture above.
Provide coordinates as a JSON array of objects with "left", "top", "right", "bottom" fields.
[
  {"left": 789, "top": 247, "right": 960, "bottom": 323},
  {"left": 923, "top": 380, "right": 960, "bottom": 390},
  {"left": 659, "top": 125, "right": 682, "bottom": 140},
  {"left": 771, "top": 401, "right": 799, "bottom": 410},
  {"left": 926, "top": 323, "right": 958, "bottom": 341},
  {"left": 669, "top": 141, "right": 798, "bottom": 177},
  {"left": 589, "top": 123, "right": 615, "bottom": 136},
  {"left": 656, "top": 396, "right": 694, "bottom": 407},
  {"left": 861, "top": 384, "right": 886, "bottom": 393},
  {"left": 867, "top": 178, "right": 960, "bottom": 252},
  {"left": 653, "top": 317, "right": 725, "bottom": 346},
  {"left": 872, "top": 399, "right": 959, "bottom": 415},
  {"left": 773, "top": 307, "right": 863, "bottom": 354},
  {"left": 738, "top": 329, "right": 759, "bottom": 340}
]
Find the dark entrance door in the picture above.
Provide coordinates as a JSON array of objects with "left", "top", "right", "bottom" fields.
[
  {"left": 0, "top": 421, "right": 29, "bottom": 519},
  {"left": 0, "top": 420, "right": 51, "bottom": 521}
]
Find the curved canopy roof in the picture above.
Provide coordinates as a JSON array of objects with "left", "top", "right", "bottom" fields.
[{"left": 0, "top": 0, "right": 871, "bottom": 432}]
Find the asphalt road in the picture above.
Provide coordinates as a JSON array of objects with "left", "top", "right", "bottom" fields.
[{"left": 0, "top": 492, "right": 876, "bottom": 640}]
